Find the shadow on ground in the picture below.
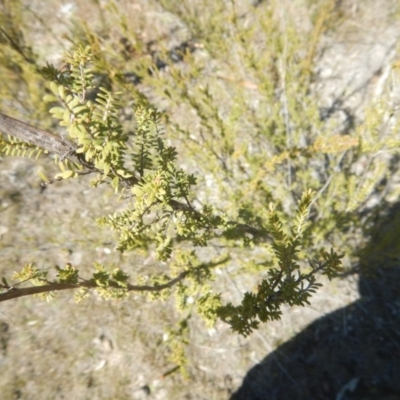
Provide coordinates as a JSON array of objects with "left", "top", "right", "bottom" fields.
[{"left": 231, "top": 203, "right": 400, "bottom": 400}]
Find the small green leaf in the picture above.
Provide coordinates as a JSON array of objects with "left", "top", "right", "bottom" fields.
[
  {"left": 49, "top": 106, "right": 65, "bottom": 118},
  {"left": 55, "top": 170, "right": 76, "bottom": 179},
  {"left": 49, "top": 81, "right": 59, "bottom": 95},
  {"left": 43, "top": 94, "right": 58, "bottom": 103},
  {"left": 38, "top": 169, "right": 49, "bottom": 182},
  {"left": 58, "top": 85, "right": 66, "bottom": 99},
  {"left": 111, "top": 176, "right": 120, "bottom": 192}
]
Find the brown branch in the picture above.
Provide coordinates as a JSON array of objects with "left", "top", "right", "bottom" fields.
[
  {"left": 0, "top": 270, "right": 190, "bottom": 303},
  {"left": 0, "top": 258, "right": 230, "bottom": 303},
  {"left": 0, "top": 112, "right": 89, "bottom": 167},
  {"left": 0, "top": 282, "right": 81, "bottom": 302}
]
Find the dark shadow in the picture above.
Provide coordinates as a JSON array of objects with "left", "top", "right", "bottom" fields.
[{"left": 231, "top": 203, "right": 400, "bottom": 400}]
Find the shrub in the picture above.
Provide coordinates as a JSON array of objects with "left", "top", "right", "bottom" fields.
[{"left": 0, "top": 0, "right": 399, "bottom": 374}]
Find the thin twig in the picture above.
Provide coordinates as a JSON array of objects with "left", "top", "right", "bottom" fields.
[
  {"left": 0, "top": 258, "right": 230, "bottom": 303},
  {"left": 0, "top": 271, "right": 188, "bottom": 303}
]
